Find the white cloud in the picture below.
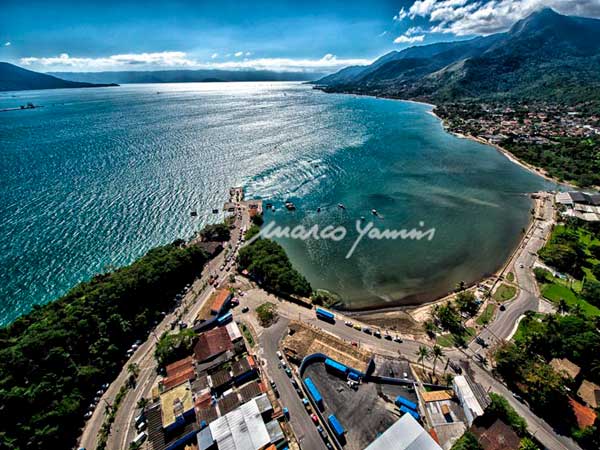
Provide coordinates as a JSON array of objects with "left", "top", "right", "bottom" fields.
[
  {"left": 405, "top": 26, "right": 425, "bottom": 36},
  {"left": 4, "top": 41, "right": 10, "bottom": 47},
  {"left": 19, "top": 51, "right": 372, "bottom": 73},
  {"left": 234, "top": 51, "right": 244, "bottom": 57},
  {"left": 245, "top": 51, "right": 252, "bottom": 56},
  {"left": 377, "top": 31, "right": 388, "bottom": 37},
  {"left": 393, "top": 34, "right": 426, "bottom": 44},
  {"left": 393, "top": 7, "right": 409, "bottom": 21},
  {"left": 211, "top": 53, "right": 219, "bottom": 59},
  {"left": 20, "top": 51, "right": 196, "bottom": 68},
  {"left": 409, "top": 0, "right": 600, "bottom": 36}
]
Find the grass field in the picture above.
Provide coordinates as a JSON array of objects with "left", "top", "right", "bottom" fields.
[
  {"left": 437, "top": 327, "right": 475, "bottom": 348},
  {"left": 541, "top": 281, "right": 600, "bottom": 317},
  {"left": 493, "top": 283, "right": 517, "bottom": 302},
  {"left": 506, "top": 272, "right": 514, "bottom": 282},
  {"left": 476, "top": 303, "right": 496, "bottom": 325},
  {"left": 513, "top": 313, "right": 545, "bottom": 343}
]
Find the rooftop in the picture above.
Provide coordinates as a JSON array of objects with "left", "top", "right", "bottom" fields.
[
  {"left": 210, "top": 289, "right": 232, "bottom": 313},
  {"left": 569, "top": 397, "right": 597, "bottom": 429},
  {"left": 194, "top": 327, "right": 234, "bottom": 362},
  {"left": 364, "top": 414, "right": 442, "bottom": 450},
  {"left": 577, "top": 379, "right": 600, "bottom": 409},
  {"left": 209, "top": 397, "right": 271, "bottom": 450},
  {"left": 550, "top": 358, "right": 581, "bottom": 380},
  {"left": 160, "top": 381, "right": 195, "bottom": 429}
]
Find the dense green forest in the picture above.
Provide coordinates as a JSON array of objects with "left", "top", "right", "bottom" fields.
[
  {"left": 237, "top": 235, "right": 312, "bottom": 298},
  {"left": 0, "top": 242, "right": 208, "bottom": 450},
  {"left": 503, "top": 137, "right": 600, "bottom": 187}
]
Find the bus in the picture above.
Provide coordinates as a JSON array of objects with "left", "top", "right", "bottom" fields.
[{"left": 315, "top": 307, "right": 335, "bottom": 323}]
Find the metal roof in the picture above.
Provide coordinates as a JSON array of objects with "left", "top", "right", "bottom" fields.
[
  {"left": 364, "top": 414, "right": 442, "bottom": 450},
  {"left": 226, "top": 321, "right": 243, "bottom": 341},
  {"left": 209, "top": 398, "right": 271, "bottom": 450}
]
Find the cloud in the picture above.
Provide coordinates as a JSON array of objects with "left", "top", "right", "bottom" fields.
[
  {"left": 4, "top": 41, "right": 10, "bottom": 47},
  {"left": 19, "top": 51, "right": 372, "bottom": 73},
  {"left": 393, "top": 34, "right": 426, "bottom": 44},
  {"left": 20, "top": 51, "right": 196, "bottom": 68},
  {"left": 211, "top": 53, "right": 218, "bottom": 59},
  {"left": 409, "top": 0, "right": 600, "bottom": 36},
  {"left": 234, "top": 51, "right": 244, "bottom": 57},
  {"left": 393, "top": 7, "right": 409, "bottom": 21},
  {"left": 404, "top": 26, "right": 425, "bottom": 36},
  {"left": 377, "top": 31, "right": 388, "bottom": 37}
]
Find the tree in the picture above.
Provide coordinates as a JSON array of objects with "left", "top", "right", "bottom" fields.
[
  {"left": 451, "top": 431, "right": 482, "bottom": 450},
  {"left": 416, "top": 345, "right": 430, "bottom": 371},
  {"left": 558, "top": 298, "right": 569, "bottom": 314},
  {"left": 519, "top": 437, "right": 540, "bottom": 450},
  {"left": 423, "top": 320, "right": 437, "bottom": 338},
  {"left": 456, "top": 291, "right": 479, "bottom": 316},
  {"left": 431, "top": 345, "right": 444, "bottom": 375},
  {"left": 127, "top": 362, "right": 140, "bottom": 379}
]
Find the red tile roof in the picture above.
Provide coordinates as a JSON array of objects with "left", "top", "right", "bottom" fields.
[
  {"left": 210, "top": 289, "right": 231, "bottom": 313},
  {"left": 193, "top": 327, "right": 233, "bottom": 362},
  {"left": 166, "top": 357, "right": 193, "bottom": 377},
  {"left": 162, "top": 366, "right": 195, "bottom": 390},
  {"left": 569, "top": 398, "right": 597, "bottom": 429}
]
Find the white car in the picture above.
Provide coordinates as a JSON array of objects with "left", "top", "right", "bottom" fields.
[
  {"left": 276, "top": 351, "right": 282, "bottom": 359},
  {"left": 345, "top": 321, "right": 353, "bottom": 327}
]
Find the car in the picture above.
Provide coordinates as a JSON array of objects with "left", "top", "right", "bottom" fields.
[
  {"left": 84, "top": 411, "right": 93, "bottom": 419},
  {"left": 276, "top": 351, "right": 282, "bottom": 359},
  {"left": 373, "top": 330, "right": 381, "bottom": 338},
  {"left": 353, "top": 323, "right": 362, "bottom": 330},
  {"left": 519, "top": 263, "right": 524, "bottom": 268},
  {"left": 363, "top": 327, "right": 372, "bottom": 334},
  {"left": 316, "top": 425, "right": 324, "bottom": 435},
  {"left": 102, "top": 383, "right": 109, "bottom": 389},
  {"left": 499, "top": 304, "right": 506, "bottom": 311},
  {"left": 475, "top": 336, "right": 486, "bottom": 346},
  {"left": 285, "top": 368, "right": 292, "bottom": 377},
  {"left": 310, "top": 414, "right": 319, "bottom": 424},
  {"left": 351, "top": 341, "right": 358, "bottom": 347},
  {"left": 291, "top": 378, "right": 298, "bottom": 387},
  {"left": 384, "top": 334, "right": 392, "bottom": 340},
  {"left": 345, "top": 321, "right": 353, "bottom": 327},
  {"left": 393, "top": 336, "right": 403, "bottom": 343},
  {"left": 241, "top": 306, "right": 249, "bottom": 313},
  {"left": 326, "top": 443, "right": 333, "bottom": 449},
  {"left": 302, "top": 398, "right": 309, "bottom": 406}
]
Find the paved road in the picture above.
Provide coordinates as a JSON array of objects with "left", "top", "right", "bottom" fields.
[
  {"left": 257, "top": 318, "right": 327, "bottom": 450},
  {"left": 467, "top": 193, "right": 554, "bottom": 356},
  {"left": 470, "top": 363, "right": 581, "bottom": 450}
]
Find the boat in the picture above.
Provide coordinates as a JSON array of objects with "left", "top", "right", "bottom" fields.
[
  {"left": 285, "top": 202, "right": 296, "bottom": 211},
  {"left": 338, "top": 203, "right": 346, "bottom": 210},
  {"left": 266, "top": 202, "right": 273, "bottom": 209},
  {"left": 360, "top": 216, "right": 365, "bottom": 221},
  {"left": 317, "top": 207, "right": 321, "bottom": 213},
  {"left": 212, "top": 209, "right": 219, "bottom": 214},
  {"left": 371, "top": 209, "right": 378, "bottom": 216},
  {"left": 191, "top": 211, "right": 198, "bottom": 217}
]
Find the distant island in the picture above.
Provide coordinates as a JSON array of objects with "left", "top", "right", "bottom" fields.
[
  {"left": 47, "top": 68, "right": 326, "bottom": 84},
  {"left": 0, "top": 62, "right": 118, "bottom": 91}
]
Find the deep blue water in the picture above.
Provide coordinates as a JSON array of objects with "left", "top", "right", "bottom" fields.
[{"left": 0, "top": 82, "right": 555, "bottom": 324}]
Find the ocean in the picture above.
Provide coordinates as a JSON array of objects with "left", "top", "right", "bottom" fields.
[{"left": 0, "top": 82, "right": 555, "bottom": 324}]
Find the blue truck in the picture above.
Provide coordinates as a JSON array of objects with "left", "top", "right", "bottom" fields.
[
  {"left": 395, "top": 395, "right": 418, "bottom": 412},
  {"left": 328, "top": 414, "right": 345, "bottom": 438},
  {"left": 304, "top": 377, "right": 324, "bottom": 410},
  {"left": 315, "top": 307, "right": 335, "bottom": 323}
]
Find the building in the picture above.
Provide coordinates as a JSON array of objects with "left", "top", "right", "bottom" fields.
[
  {"left": 210, "top": 289, "right": 233, "bottom": 315},
  {"left": 232, "top": 355, "right": 258, "bottom": 385},
  {"left": 160, "top": 382, "right": 196, "bottom": 432},
  {"left": 364, "top": 413, "right": 442, "bottom": 450},
  {"left": 194, "top": 327, "right": 234, "bottom": 363},
  {"left": 225, "top": 321, "right": 243, "bottom": 342},
  {"left": 577, "top": 379, "right": 600, "bottom": 409},
  {"left": 198, "top": 395, "right": 283, "bottom": 450},
  {"left": 453, "top": 376, "right": 486, "bottom": 426},
  {"left": 162, "top": 357, "right": 196, "bottom": 391},
  {"left": 550, "top": 358, "right": 581, "bottom": 380},
  {"left": 555, "top": 192, "right": 600, "bottom": 222}
]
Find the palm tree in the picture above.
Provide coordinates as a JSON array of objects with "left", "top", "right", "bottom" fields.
[
  {"left": 455, "top": 280, "right": 466, "bottom": 292},
  {"left": 127, "top": 362, "right": 140, "bottom": 380},
  {"left": 416, "top": 345, "right": 430, "bottom": 371},
  {"left": 423, "top": 320, "right": 437, "bottom": 338},
  {"left": 431, "top": 345, "right": 444, "bottom": 375}
]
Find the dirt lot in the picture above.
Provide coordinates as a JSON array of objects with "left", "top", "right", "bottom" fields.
[{"left": 303, "top": 363, "right": 399, "bottom": 450}]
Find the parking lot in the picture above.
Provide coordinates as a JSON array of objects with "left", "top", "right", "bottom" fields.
[{"left": 303, "top": 363, "right": 399, "bottom": 450}]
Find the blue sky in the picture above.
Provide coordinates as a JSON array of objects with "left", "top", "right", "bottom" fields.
[{"left": 2, "top": 0, "right": 600, "bottom": 73}]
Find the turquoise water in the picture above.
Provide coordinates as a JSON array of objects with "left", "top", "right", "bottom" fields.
[{"left": 0, "top": 82, "right": 554, "bottom": 324}]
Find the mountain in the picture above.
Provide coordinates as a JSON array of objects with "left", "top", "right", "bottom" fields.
[
  {"left": 47, "top": 69, "right": 326, "bottom": 84},
  {"left": 0, "top": 62, "right": 118, "bottom": 91},
  {"left": 315, "top": 8, "right": 600, "bottom": 105}
]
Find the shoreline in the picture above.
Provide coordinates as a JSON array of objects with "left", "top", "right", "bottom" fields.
[{"left": 313, "top": 89, "right": 553, "bottom": 318}]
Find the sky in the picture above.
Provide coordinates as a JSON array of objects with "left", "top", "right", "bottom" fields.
[{"left": 1, "top": 0, "right": 600, "bottom": 73}]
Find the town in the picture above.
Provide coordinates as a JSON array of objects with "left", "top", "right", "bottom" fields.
[{"left": 74, "top": 186, "right": 600, "bottom": 450}]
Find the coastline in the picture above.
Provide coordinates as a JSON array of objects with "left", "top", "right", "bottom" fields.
[{"left": 313, "top": 90, "right": 553, "bottom": 319}]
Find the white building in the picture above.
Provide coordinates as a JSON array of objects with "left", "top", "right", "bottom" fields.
[
  {"left": 452, "top": 376, "right": 485, "bottom": 426},
  {"left": 365, "top": 414, "right": 442, "bottom": 450}
]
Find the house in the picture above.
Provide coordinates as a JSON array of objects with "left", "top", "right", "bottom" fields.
[
  {"left": 162, "top": 357, "right": 196, "bottom": 391},
  {"left": 453, "top": 376, "right": 486, "bottom": 426},
  {"left": 194, "top": 327, "right": 234, "bottom": 363},
  {"left": 210, "top": 289, "right": 233, "bottom": 315},
  {"left": 577, "top": 379, "right": 600, "bottom": 409},
  {"left": 550, "top": 358, "right": 581, "bottom": 380},
  {"left": 569, "top": 398, "right": 597, "bottom": 429}
]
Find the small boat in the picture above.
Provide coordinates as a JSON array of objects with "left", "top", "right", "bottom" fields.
[
  {"left": 212, "top": 209, "right": 219, "bottom": 214},
  {"left": 191, "top": 211, "right": 198, "bottom": 217},
  {"left": 371, "top": 209, "right": 378, "bottom": 216},
  {"left": 317, "top": 207, "right": 321, "bottom": 213},
  {"left": 285, "top": 202, "right": 296, "bottom": 211},
  {"left": 338, "top": 203, "right": 346, "bottom": 210},
  {"left": 360, "top": 216, "right": 365, "bottom": 221}
]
